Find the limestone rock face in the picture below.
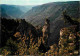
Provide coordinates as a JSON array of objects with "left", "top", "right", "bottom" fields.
[
  {"left": 42, "top": 19, "right": 50, "bottom": 46},
  {"left": 69, "top": 33, "right": 76, "bottom": 39},
  {"left": 58, "top": 25, "right": 79, "bottom": 55}
]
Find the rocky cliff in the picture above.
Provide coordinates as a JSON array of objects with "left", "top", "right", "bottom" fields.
[{"left": 58, "top": 25, "right": 79, "bottom": 55}]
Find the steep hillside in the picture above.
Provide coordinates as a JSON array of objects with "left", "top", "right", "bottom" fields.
[
  {"left": 23, "top": 1, "right": 79, "bottom": 26},
  {"left": 22, "top": 1, "right": 80, "bottom": 45},
  {"left": 0, "top": 4, "right": 33, "bottom": 18},
  {"left": 0, "top": 7, "right": 11, "bottom": 18}
]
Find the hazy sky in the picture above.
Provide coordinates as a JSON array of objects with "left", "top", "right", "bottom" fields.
[{"left": 0, "top": 0, "right": 80, "bottom": 5}]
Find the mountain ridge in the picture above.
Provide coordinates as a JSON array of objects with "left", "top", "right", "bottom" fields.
[
  {"left": 0, "top": 4, "right": 33, "bottom": 18},
  {"left": 22, "top": 1, "right": 79, "bottom": 26}
]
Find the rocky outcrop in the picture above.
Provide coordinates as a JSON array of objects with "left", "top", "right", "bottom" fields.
[
  {"left": 42, "top": 19, "right": 50, "bottom": 46},
  {"left": 58, "top": 25, "right": 79, "bottom": 55}
]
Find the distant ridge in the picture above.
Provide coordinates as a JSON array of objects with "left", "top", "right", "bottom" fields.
[
  {"left": 0, "top": 4, "right": 33, "bottom": 18},
  {"left": 22, "top": 1, "right": 79, "bottom": 26}
]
